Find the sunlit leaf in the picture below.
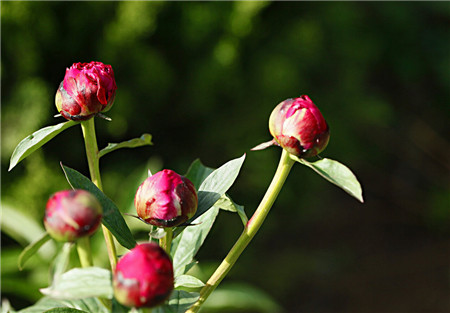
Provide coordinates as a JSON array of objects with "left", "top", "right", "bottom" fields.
[
  {"left": 18, "top": 232, "right": 51, "bottom": 270},
  {"left": 174, "top": 275, "right": 205, "bottom": 289},
  {"left": 292, "top": 156, "right": 364, "bottom": 203},
  {"left": 215, "top": 194, "right": 248, "bottom": 225},
  {"left": 9, "top": 120, "right": 78, "bottom": 171},
  {"left": 40, "top": 267, "right": 113, "bottom": 300},
  {"left": 18, "top": 297, "right": 108, "bottom": 313},
  {"left": 171, "top": 207, "right": 219, "bottom": 277},
  {"left": 98, "top": 133, "right": 152, "bottom": 158}
]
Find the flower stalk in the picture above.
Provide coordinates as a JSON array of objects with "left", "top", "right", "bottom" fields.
[
  {"left": 81, "top": 118, "right": 117, "bottom": 270},
  {"left": 76, "top": 236, "right": 93, "bottom": 267},
  {"left": 187, "top": 149, "right": 295, "bottom": 312},
  {"left": 159, "top": 227, "right": 173, "bottom": 255}
]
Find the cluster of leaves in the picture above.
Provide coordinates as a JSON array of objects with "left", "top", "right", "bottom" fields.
[{"left": 6, "top": 111, "right": 362, "bottom": 313}]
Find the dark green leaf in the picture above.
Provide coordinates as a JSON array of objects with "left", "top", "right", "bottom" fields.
[
  {"left": 61, "top": 164, "right": 136, "bottom": 250},
  {"left": 41, "top": 267, "right": 113, "bottom": 299},
  {"left": 18, "top": 232, "right": 51, "bottom": 270},
  {"left": 292, "top": 156, "right": 364, "bottom": 203},
  {"left": 171, "top": 207, "right": 220, "bottom": 276},
  {"left": 9, "top": 120, "right": 78, "bottom": 171},
  {"left": 98, "top": 133, "right": 152, "bottom": 158}
]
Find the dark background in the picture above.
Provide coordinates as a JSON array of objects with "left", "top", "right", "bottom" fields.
[{"left": 2, "top": 2, "right": 449, "bottom": 312}]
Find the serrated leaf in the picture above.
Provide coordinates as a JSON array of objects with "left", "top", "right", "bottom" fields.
[
  {"left": 18, "top": 232, "right": 51, "bottom": 270},
  {"left": 188, "top": 154, "right": 246, "bottom": 223},
  {"left": 215, "top": 194, "right": 248, "bottom": 225},
  {"left": 171, "top": 207, "right": 220, "bottom": 276},
  {"left": 153, "top": 291, "right": 200, "bottom": 313},
  {"left": 9, "top": 120, "right": 78, "bottom": 171},
  {"left": 40, "top": 267, "right": 113, "bottom": 299},
  {"left": 18, "top": 297, "right": 109, "bottom": 313},
  {"left": 98, "top": 133, "right": 152, "bottom": 158},
  {"left": 292, "top": 156, "right": 364, "bottom": 203},
  {"left": 174, "top": 275, "right": 205, "bottom": 289},
  {"left": 61, "top": 165, "right": 136, "bottom": 250}
]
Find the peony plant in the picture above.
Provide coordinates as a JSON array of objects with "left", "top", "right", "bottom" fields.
[{"left": 8, "top": 61, "right": 363, "bottom": 313}]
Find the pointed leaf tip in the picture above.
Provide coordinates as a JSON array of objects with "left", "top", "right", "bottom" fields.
[{"left": 292, "top": 156, "right": 364, "bottom": 203}]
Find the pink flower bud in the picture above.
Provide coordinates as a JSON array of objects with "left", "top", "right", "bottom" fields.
[
  {"left": 44, "top": 190, "right": 102, "bottom": 242},
  {"left": 113, "top": 243, "right": 174, "bottom": 308},
  {"left": 135, "top": 169, "right": 198, "bottom": 227},
  {"left": 269, "top": 95, "right": 330, "bottom": 158},
  {"left": 55, "top": 61, "right": 117, "bottom": 121}
]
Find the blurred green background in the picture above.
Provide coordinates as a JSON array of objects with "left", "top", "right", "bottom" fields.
[{"left": 2, "top": 1, "right": 449, "bottom": 312}]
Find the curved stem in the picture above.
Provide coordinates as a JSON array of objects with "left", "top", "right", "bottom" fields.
[
  {"left": 186, "top": 149, "right": 295, "bottom": 312},
  {"left": 81, "top": 118, "right": 117, "bottom": 270}
]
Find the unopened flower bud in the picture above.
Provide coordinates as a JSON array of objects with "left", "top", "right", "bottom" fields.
[
  {"left": 55, "top": 61, "right": 117, "bottom": 121},
  {"left": 269, "top": 95, "right": 330, "bottom": 158},
  {"left": 44, "top": 190, "right": 102, "bottom": 242},
  {"left": 135, "top": 169, "right": 198, "bottom": 227},
  {"left": 113, "top": 243, "right": 174, "bottom": 308}
]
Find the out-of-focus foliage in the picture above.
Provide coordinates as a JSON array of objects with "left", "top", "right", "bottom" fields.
[{"left": 2, "top": 2, "right": 449, "bottom": 312}]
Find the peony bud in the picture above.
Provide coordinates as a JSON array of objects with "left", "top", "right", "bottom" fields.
[
  {"left": 269, "top": 95, "right": 330, "bottom": 158},
  {"left": 113, "top": 243, "right": 174, "bottom": 308},
  {"left": 44, "top": 190, "right": 102, "bottom": 242},
  {"left": 135, "top": 169, "right": 198, "bottom": 227},
  {"left": 55, "top": 61, "right": 117, "bottom": 121}
]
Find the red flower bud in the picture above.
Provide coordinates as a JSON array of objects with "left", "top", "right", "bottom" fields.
[
  {"left": 269, "top": 95, "right": 330, "bottom": 158},
  {"left": 113, "top": 243, "right": 174, "bottom": 308},
  {"left": 44, "top": 190, "right": 102, "bottom": 242},
  {"left": 135, "top": 169, "right": 198, "bottom": 227},
  {"left": 55, "top": 61, "right": 117, "bottom": 121}
]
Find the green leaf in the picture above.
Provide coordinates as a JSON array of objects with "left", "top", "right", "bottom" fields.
[
  {"left": 171, "top": 207, "right": 220, "bottom": 277},
  {"left": 202, "top": 283, "right": 282, "bottom": 313},
  {"left": 18, "top": 232, "right": 51, "bottom": 270},
  {"left": 188, "top": 154, "right": 246, "bottom": 222},
  {"left": 98, "top": 133, "right": 152, "bottom": 158},
  {"left": 215, "top": 194, "right": 248, "bottom": 225},
  {"left": 292, "top": 156, "right": 364, "bottom": 203},
  {"left": 9, "top": 120, "right": 78, "bottom": 171},
  {"left": 174, "top": 275, "right": 205, "bottom": 289},
  {"left": 1, "top": 203, "right": 56, "bottom": 258},
  {"left": 154, "top": 291, "right": 200, "bottom": 313},
  {"left": 43, "top": 309, "right": 87, "bottom": 313},
  {"left": 184, "top": 159, "right": 214, "bottom": 188},
  {"left": 18, "top": 297, "right": 109, "bottom": 313},
  {"left": 61, "top": 164, "right": 136, "bottom": 250},
  {"left": 40, "top": 267, "right": 113, "bottom": 300}
]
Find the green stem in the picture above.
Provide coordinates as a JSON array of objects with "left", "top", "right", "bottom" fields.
[
  {"left": 76, "top": 236, "right": 93, "bottom": 267},
  {"left": 81, "top": 118, "right": 117, "bottom": 270},
  {"left": 186, "top": 149, "right": 295, "bottom": 313},
  {"left": 159, "top": 227, "right": 173, "bottom": 255}
]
